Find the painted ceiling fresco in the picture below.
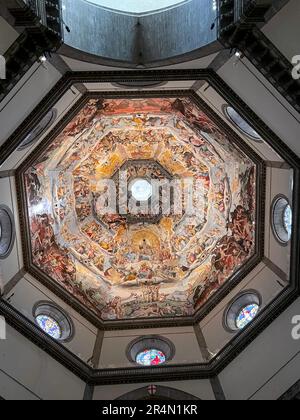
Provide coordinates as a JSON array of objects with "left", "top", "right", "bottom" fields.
[{"left": 23, "top": 96, "right": 257, "bottom": 322}]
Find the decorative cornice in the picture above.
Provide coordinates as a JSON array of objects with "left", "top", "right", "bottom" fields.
[
  {"left": 0, "top": 299, "right": 92, "bottom": 382},
  {"left": 1, "top": 283, "right": 299, "bottom": 385},
  {"left": 2, "top": 69, "right": 300, "bottom": 166}
]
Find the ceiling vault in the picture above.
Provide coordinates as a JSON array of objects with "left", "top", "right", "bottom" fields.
[
  {"left": 0, "top": 0, "right": 299, "bottom": 402},
  {"left": 15, "top": 88, "right": 266, "bottom": 328},
  {"left": 0, "top": 70, "right": 298, "bottom": 384}
]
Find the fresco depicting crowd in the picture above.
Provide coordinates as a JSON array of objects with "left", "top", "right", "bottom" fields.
[{"left": 24, "top": 97, "right": 256, "bottom": 321}]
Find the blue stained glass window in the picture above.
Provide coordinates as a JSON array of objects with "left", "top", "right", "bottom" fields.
[
  {"left": 36, "top": 315, "right": 62, "bottom": 339},
  {"left": 236, "top": 304, "right": 259, "bottom": 330},
  {"left": 283, "top": 205, "right": 292, "bottom": 237},
  {"left": 136, "top": 349, "right": 166, "bottom": 366}
]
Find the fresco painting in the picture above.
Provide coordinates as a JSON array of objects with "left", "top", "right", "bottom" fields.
[{"left": 24, "top": 97, "right": 256, "bottom": 321}]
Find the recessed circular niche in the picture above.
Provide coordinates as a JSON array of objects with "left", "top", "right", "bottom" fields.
[
  {"left": 33, "top": 302, "right": 74, "bottom": 342},
  {"left": 18, "top": 109, "right": 57, "bottom": 150},
  {"left": 130, "top": 178, "right": 153, "bottom": 201},
  {"left": 0, "top": 205, "right": 15, "bottom": 259},
  {"left": 224, "top": 291, "right": 261, "bottom": 332},
  {"left": 271, "top": 195, "right": 292, "bottom": 245},
  {"left": 223, "top": 105, "right": 262, "bottom": 141},
  {"left": 127, "top": 336, "right": 175, "bottom": 366}
]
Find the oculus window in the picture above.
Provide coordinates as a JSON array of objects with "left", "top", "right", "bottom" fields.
[
  {"left": 36, "top": 315, "right": 62, "bottom": 340},
  {"left": 33, "top": 302, "right": 74, "bottom": 342},
  {"left": 130, "top": 178, "right": 153, "bottom": 202},
  {"left": 136, "top": 349, "right": 166, "bottom": 366},
  {"left": 272, "top": 196, "right": 292, "bottom": 244},
  {"left": 236, "top": 303, "right": 260, "bottom": 330},
  {"left": 127, "top": 336, "right": 175, "bottom": 366},
  {"left": 224, "top": 291, "right": 261, "bottom": 332}
]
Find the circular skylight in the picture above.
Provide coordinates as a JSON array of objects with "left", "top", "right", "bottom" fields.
[
  {"left": 86, "top": 0, "right": 186, "bottom": 14},
  {"left": 136, "top": 349, "right": 166, "bottom": 366},
  {"left": 224, "top": 105, "right": 262, "bottom": 141},
  {"left": 131, "top": 179, "right": 153, "bottom": 201}
]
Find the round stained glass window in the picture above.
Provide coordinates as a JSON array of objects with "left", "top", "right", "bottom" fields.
[
  {"left": 127, "top": 336, "right": 175, "bottom": 366},
  {"left": 272, "top": 196, "right": 292, "bottom": 244},
  {"left": 36, "top": 314, "right": 62, "bottom": 339},
  {"left": 283, "top": 205, "right": 292, "bottom": 237},
  {"left": 224, "top": 105, "right": 262, "bottom": 141},
  {"left": 236, "top": 304, "right": 259, "bottom": 330},
  {"left": 33, "top": 302, "right": 74, "bottom": 342},
  {"left": 224, "top": 291, "right": 261, "bottom": 332},
  {"left": 136, "top": 349, "right": 166, "bottom": 366}
]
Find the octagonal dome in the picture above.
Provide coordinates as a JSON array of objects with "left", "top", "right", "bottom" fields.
[{"left": 20, "top": 96, "right": 257, "bottom": 324}]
